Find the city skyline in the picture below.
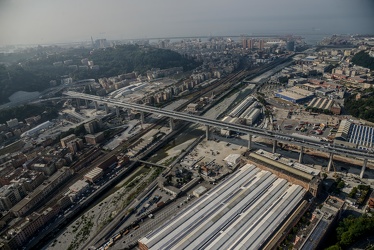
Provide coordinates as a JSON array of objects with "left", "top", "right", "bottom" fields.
[{"left": 1, "top": 0, "right": 374, "bottom": 46}]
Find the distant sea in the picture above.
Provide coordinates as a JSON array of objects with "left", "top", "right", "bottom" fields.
[{"left": 149, "top": 33, "right": 329, "bottom": 46}]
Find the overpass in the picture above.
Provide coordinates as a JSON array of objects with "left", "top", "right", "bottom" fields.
[{"left": 62, "top": 91, "right": 373, "bottom": 178}]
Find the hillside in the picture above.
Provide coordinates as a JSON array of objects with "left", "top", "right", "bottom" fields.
[
  {"left": 351, "top": 51, "right": 374, "bottom": 70},
  {"left": 344, "top": 88, "right": 374, "bottom": 123},
  {"left": 0, "top": 45, "right": 199, "bottom": 104}
]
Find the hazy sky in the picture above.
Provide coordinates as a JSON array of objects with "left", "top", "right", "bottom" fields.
[{"left": 0, "top": 0, "right": 373, "bottom": 45}]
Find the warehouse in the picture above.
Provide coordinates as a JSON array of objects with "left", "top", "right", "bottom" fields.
[
  {"left": 20, "top": 121, "right": 54, "bottom": 138},
  {"left": 335, "top": 119, "right": 374, "bottom": 149},
  {"left": 138, "top": 164, "right": 306, "bottom": 250},
  {"left": 307, "top": 97, "right": 341, "bottom": 115},
  {"left": 275, "top": 86, "right": 314, "bottom": 103},
  {"left": 228, "top": 96, "right": 254, "bottom": 117},
  {"left": 220, "top": 116, "right": 238, "bottom": 136},
  {"left": 84, "top": 167, "right": 103, "bottom": 183}
]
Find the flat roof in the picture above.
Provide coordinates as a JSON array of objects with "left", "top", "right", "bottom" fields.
[
  {"left": 139, "top": 164, "right": 305, "bottom": 249},
  {"left": 256, "top": 149, "right": 320, "bottom": 176},
  {"left": 276, "top": 91, "right": 305, "bottom": 101},
  {"left": 249, "top": 152, "right": 314, "bottom": 181}
]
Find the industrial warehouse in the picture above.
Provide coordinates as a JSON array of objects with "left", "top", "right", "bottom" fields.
[
  {"left": 220, "top": 95, "right": 261, "bottom": 136},
  {"left": 335, "top": 119, "right": 374, "bottom": 150},
  {"left": 275, "top": 86, "right": 314, "bottom": 103},
  {"left": 138, "top": 164, "right": 306, "bottom": 250},
  {"left": 307, "top": 97, "right": 341, "bottom": 115}
]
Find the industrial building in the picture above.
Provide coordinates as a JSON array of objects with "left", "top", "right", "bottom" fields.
[
  {"left": 254, "top": 149, "right": 320, "bottom": 177},
  {"left": 220, "top": 116, "right": 238, "bottom": 136},
  {"left": 275, "top": 86, "right": 314, "bottom": 103},
  {"left": 308, "top": 97, "right": 341, "bottom": 115},
  {"left": 298, "top": 196, "right": 344, "bottom": 249},
  {"left": 335, "top": 119, "right": 374, "bottom": 149},
  {"left": 20, "top": 121, "right": 54, "bottom": 138},
  {"left": 220, "top": 95, "right": 261, "bottom": 134},
  {"left": 228, "top": 96, "right": 254, "bottom": 117},
  {"left": 84, "top": 167, "right": 103, "bottom": 183},
  {"left": 247, "top": 151, "right": 320, "bottom": 197},
  {"left": 68, "top": 180, "right": 89, "bottom": 196},
  {"left": 238, "top": 101, "right": 260, "bottom": 125},
  {"left": 139, "top": 164, "right": 306, "bottom": 250}
]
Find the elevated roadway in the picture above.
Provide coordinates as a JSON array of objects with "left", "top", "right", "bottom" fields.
[{"left": 62, "top": 91, "right": 373, "bottom": 178}]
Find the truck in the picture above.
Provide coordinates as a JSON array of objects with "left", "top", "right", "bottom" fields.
[{"left": 157, "top": 201, "right": 165, "bottom": 208}]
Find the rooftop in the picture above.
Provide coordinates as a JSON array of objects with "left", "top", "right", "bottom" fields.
[{"left": 139, "top": 164, "right": 306, "bottom": 250}]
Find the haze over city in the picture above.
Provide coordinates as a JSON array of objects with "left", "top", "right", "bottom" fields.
[
  {"left": 2, "top": 0, "right": 374, "bottom": 249},
  {"left": 1, "top": 0, "right": 374, "bottom": 45}
]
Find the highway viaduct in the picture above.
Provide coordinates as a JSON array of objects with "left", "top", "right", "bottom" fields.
[{"left": 61, "top": 91, "right": 373, "bottom": 178}]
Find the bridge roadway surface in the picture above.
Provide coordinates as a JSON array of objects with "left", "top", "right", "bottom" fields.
[{"left": 62, "top": 91, "right": 374, "bottom": 162}]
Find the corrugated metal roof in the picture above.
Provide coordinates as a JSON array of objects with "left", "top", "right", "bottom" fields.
[{"left": 139, "top": 164, "right": 306, "bottom": 250}]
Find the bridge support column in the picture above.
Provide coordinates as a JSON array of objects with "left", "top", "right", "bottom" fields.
[
  {"left": 327, "top": 153, "right": 334, "bottom": 172},
  {"left": 140, "top": 112, "right": 145, "bottom": 124},
  {"left": 85, "top": 99, "right": 89, "bottom": 108},
  {"left": 115, "top": 107, "right": 120, "bottom": 117},
  {"left": 205, "top": 125, "right": 210, "bottom": 141},
  {"left": 248, "top": 134, "right": 252, "bottom": 150},
  {"left": 169, "top": 118, "right": 175, "bottom": 131},
  {"left": 272, "top": 140, "right": 277, "bottom": 153},
  {"left": 360, "top": 158, "right": 368, "bottom": 179},
  {"left": 94, "top": 101, "right": 99, "bottom": 110},
  {"left": 75, "top": 98, "right": 80, "bottom": 108},
  {"left": 299, "top": 146, "right": 304, "bottom": 163},
  {"left": 104, "top": 104, "right": 109, "bottom": 114}
]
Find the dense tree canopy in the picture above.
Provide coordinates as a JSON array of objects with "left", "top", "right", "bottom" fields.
[
  {"left": 326, "top": 214, "right": 374, "bottom": 249},
  {"left": 0, "top": 104, "right": 60, "bottom": 124},
  {"left": 0, "top": 45, "right": 199, "bottom": 104},
  {"left": 351, "top": 51, "right": 374, "bottom": 70},
  {"left": 345, "top": 88, "right": 374, "bottom": 123}
]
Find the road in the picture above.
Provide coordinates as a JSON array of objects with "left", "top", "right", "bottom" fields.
[{"left": 62, "top": 91, "right": 374, "bottom": 162}]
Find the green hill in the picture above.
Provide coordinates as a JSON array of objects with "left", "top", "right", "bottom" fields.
[
  {"left": 351, "top": 51, "right": 374, "bottom": 70},
  {"left": 0, "top": 45, "right": 199, "bottom": 104}
]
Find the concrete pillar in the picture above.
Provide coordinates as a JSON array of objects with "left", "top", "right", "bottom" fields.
[
  {"left": 94, "top": 101, "right": 99, "bottom": 110},
  {"left": 169, "top": 118, "right": 175, "bottom": 131},
  {"left": 360, "top": 158, "right": 368, "bottom": 179},
  {"left": 76, "top": 98, "right": 80, "bottom": 108},
  {"left": 327, "top": 153, "right": 334, "bottom": 172},
  {"left": 104, "top": 104, "right": 109, "bottom": 114},
  {"left": 85, "top": 99, "right": 89, "bottom": 108},
  {"left": 140, "top": 112, "right": 145, "bottom": 124},
  {"left": 248, "top": 134, "right": 252, "bottom": 150},
  {"left": 206, "top": 125, "right": 210, "bottom": 141},
  {"left": 299, "top": 146, "right": 304, "bottom": 163},
  {"left": 272, "top": 140, "right": 277, "bottom": 153},
  {"left": 116, "top": 107, "right": 120, "bottom": 117}
]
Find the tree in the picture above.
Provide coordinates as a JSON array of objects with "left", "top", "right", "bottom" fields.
[
  {"left": 351, "top": 51, "right": 374, "bottom": 70},
  {"left": 337, "top": 181, "right": 345, "bottom": 189}
]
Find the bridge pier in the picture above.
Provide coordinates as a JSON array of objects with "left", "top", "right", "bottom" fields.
[
  {"left": 115, "top": 107, "right": 120, "bottom": 117},
  {"left": 169, "top": 118, "right": 175, "bottom": 131},
  {"left": 85, "top": 99, "right": 89, "bottom": 108},
  {"left": 94, "top": 101, "right": 99, "bottom": 110},
  {"left": 127, "top": 109, "right": 132, "bottom": 120},
  {"left": 272, "top": 140, "right": 277, "bottom": 153},
  {"left": 299, "top": 146, "right": 304, "bottom": 163},
  {"left": 360, "top": 158, "right": 368, "bottom": 179},
  {"left": 140, "top": 112, "right": 145, "bottom": 124},
  {"left": 248, "top": 134, "right": 252, "bottom": 150},
  {"left": 75, "top": 98, "right": 80, "bottom": 108},
  {"left": 327, "top": 153, "right": 334, "bottom": 172},
  {"left": 104, "top": 104, "right": 109, "bottom": 114},
  {"left": 205, "top": 125, "right": 210, "bottom": 140}
]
